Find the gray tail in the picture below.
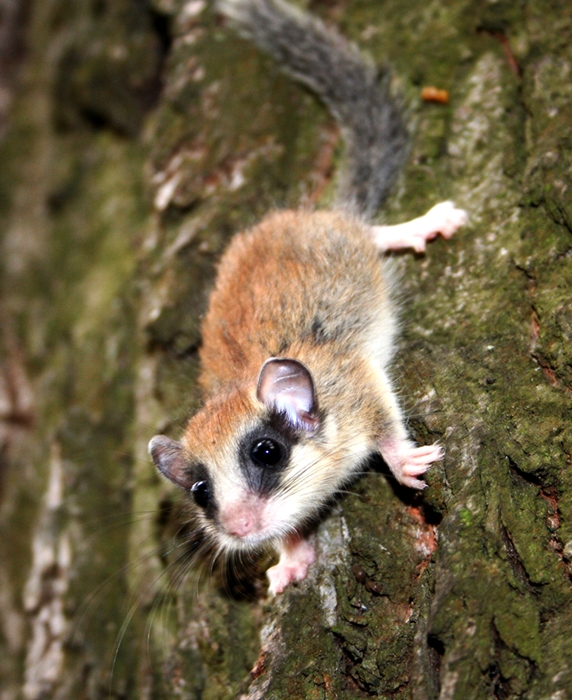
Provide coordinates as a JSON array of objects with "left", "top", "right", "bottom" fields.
[{"left": 217, "top": 0, "right": 409, "bottom": 218}]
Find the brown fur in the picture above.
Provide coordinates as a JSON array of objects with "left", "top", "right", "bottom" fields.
[
  {"left": 148, "top": 0, "right": 459, "bottom": 592},
  {"left": 179, "top": 210, "right": 404, "bottom": 545},
  {"left": 199, "top": 210, "right": 395, "bottom": 402}
]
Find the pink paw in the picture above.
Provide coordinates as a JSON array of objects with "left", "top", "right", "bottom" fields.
[
  {"left": 266, "top": 536, "right": 316, "bottom": 595},
  {"left": 267, "top": 563, "right": 307, "bottom": 595},
  {"left": 422, "top": 201, "right": 468, "bottom": 241},
  {"left": 379, "top": 440, "right": 444, "bottom": 490},
  {"left": 371, "top": 201, "right": 468, "bottom": 253}
]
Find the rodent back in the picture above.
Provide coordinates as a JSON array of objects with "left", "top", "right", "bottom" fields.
[{"left": 198, "top": 210, "right": 397, "bottom": 394}]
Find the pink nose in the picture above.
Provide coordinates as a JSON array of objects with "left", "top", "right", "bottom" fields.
[
  {"left": 227, "top": 517, "right": 254, "bottom": 538},
  {"left": 222, "top": 499, "right": 266, "bottom": 538}
]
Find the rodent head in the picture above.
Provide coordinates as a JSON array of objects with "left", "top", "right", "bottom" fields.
[{"left": 149, "top": 358, "right": 327, "bottom": 551}]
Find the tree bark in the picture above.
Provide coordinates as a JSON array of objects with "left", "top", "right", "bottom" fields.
[{"left": 1, "top": 0, "right": 571, "bottom": 698}]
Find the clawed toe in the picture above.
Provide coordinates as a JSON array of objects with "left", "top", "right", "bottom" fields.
[
  {"left": 379, "top": 439, "right": 444, "bottom": 489},
  {"left": 403, "top": 444, "right": 444, "bottom": 474},
  {"left": 267, "top": 535, "right": 316, "bottom": 595},
  {"left": 426, "top": 201, "right": 469, "bottom": 239},
  {"left": 371, "top": 200, "right": 468, "bottom": 253}
]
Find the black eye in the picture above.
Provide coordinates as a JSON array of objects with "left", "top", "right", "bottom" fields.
[
  {"left": 250, "top": 438, "right": 283, "bottom": 467},
  {"left": 191, "top": 480, "right": 210, "bottom": 508}
]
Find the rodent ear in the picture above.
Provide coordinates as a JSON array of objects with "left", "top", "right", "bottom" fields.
[
  {"left": 148, "top": 435, "right": 189, "bottom": 489},
  {"left": 257, "top": 358, "right": 319, "bottom": 433}
]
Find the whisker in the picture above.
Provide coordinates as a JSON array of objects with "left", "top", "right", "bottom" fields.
[
  {"left": 68, "top": 536, "right": 186, "bottom": 646},
  {"left": 142, "top": 544, "right": 204, "bottom": 675},
  {"left": 81, "top": 511, "right": 160, "bottom": 542},
  {"left": 107, "top": 538, "right": 199, "bottom": 694}
]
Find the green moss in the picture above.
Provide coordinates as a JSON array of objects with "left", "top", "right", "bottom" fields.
[
  {"left": 458, "top": 507, "right": 473, "bottom": 528},
  {"left": 493, "top": 590, "right": 541, "bottom": 663}
]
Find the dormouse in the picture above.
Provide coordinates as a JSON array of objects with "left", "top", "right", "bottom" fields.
[{"left": 149, "top": 0, "right": 467, "bottom": 594}]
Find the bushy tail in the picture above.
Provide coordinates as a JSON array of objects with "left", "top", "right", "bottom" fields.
[{"left": 217, "top": 0, "right": 408, "bottom": 218}]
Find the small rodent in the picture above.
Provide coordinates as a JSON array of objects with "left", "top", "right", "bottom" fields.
[{"left": 149, "top": 0, "right": 467, "bottom": 595}]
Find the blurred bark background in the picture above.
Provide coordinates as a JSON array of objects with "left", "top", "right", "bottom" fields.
[{"left": 1, "top": 0, "right": 571, "bottom": 698}]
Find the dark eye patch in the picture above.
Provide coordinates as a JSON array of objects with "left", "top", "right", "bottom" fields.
[{"left": 239, "top": 423, "right": 291, "bottom": 494}]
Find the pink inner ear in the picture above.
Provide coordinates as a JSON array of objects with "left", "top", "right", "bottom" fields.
[{"left": 257, "top": 358, "right": 319, "bottom": 432}]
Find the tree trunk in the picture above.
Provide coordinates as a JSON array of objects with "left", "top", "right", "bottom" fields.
[{"left": 1, "top": 0, "right": 571, "bottom": 698}]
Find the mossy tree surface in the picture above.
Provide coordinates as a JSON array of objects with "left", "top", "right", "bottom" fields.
[{"left": 0, "top": 0, "right": 571, "bottom": 698}]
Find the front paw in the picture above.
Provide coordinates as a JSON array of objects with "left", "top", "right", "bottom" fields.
[
  {"left": 379, "top": 439, "right": 444, "bottom": 489},
  {"left": 266, "top": 563, "right": 305, "bottom": 595},
  {"left": 266, "top": 537, "right": 316, "bottom": 595}
]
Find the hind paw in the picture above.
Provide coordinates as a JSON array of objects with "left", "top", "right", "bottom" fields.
[{"left": 371, "top": 201, "right": 468, "bottom": 253}]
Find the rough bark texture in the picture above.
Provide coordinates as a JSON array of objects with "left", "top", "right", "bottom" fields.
[{"left": 1, "top": 0, "right": 571, "bottom": 698}]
